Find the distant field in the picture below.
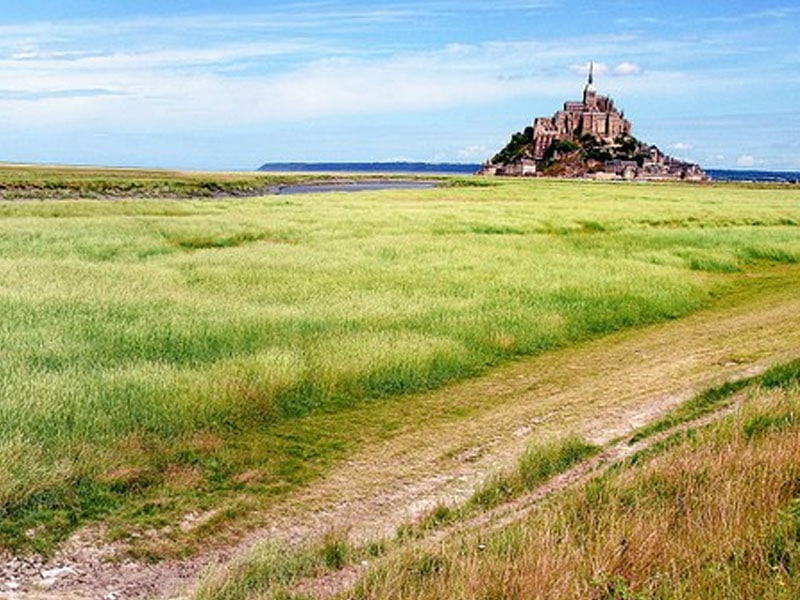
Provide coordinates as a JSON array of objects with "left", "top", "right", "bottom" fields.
[
  {"left": 0, "top": 163, "right": 434, "bottom": 199},
  {"left": 1, "top": 168, "right": 799, "bottom": 553}
]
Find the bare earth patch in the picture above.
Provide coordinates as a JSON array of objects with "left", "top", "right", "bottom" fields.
[{"left": 3, "top": 269, "right": 800, "bottom": 599}]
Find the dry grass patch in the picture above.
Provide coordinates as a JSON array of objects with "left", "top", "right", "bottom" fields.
[{"left": 350, "top": 381, "right": 800, "bottom": 600}]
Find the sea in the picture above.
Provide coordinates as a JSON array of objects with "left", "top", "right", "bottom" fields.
[
  {"left": 258, "top": 162, "right": 800, "bottom": 183},
  {"left": 705, "top": 169, "right": 800, "bottom": 184}
]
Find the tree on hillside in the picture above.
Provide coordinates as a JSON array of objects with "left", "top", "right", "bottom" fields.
[{"left": 492, "top": 126, "right": 534, "bottom": 164}]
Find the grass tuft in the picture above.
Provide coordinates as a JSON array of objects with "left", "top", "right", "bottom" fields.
[
  {"left": 518, "top": 435, "right": 598, "bottom": 488},
  {"left": 319, "top": 529, "right": 350, "bottom": 571},
  {"left": 471, "top": 435, "right": 598, "bottom": 510}
]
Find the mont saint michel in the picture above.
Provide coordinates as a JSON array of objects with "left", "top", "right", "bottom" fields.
[{"left": 480, "top": 64, "right": 706, "bottom": 181}]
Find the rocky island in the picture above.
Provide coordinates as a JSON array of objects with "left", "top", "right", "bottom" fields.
[{"left": 479, "top": 63, "right": 707, "bottom": 181}]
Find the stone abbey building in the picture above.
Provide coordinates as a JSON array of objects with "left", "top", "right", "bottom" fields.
[
  {"left": 479, "top": 63, "right": 706, "bottom": 180},
  {"left": 531, "top": 63, "right": 631, "bottom": 160}
]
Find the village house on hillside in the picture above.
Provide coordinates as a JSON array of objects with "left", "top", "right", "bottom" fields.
[{"left": 479, "top": 63, "right": 706, "bottom": 181}]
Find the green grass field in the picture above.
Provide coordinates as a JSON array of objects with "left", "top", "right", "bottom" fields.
[{"left": 1, "top": 170, "right": 799, "bottom": 554}]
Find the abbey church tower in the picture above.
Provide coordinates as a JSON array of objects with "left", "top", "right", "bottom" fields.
[{"left": 531, "top": 62, "right": 631, "bottom": 160}]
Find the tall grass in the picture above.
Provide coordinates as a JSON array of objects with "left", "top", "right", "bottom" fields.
[
  {"left": 1, "top": 177, "right": 800, "bottom": 550},
  {"left": 350, "top": 372, "right": 800, "bottom": 599},
  {"left": 471, "top": 435, "right": 597, "bottom": 509},
  {"left": 194, "top": 534, "right": 352, "bottom": 600}
]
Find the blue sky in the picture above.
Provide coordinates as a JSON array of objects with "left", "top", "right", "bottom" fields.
[{"left": 0, "top": 1, "right": 798, "bottom": 171}]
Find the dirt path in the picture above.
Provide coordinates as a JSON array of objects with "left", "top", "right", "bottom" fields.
[
  {"left": 3, "top": 269, "right": 800, "bottom": 599},
  {"left": 290, "top": 394, "right": 748, "bottom": 599}
]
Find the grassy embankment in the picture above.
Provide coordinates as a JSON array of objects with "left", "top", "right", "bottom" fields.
[
  {"left": 0, "top": 168, "right": 799, "bottom": 555},
  {"left": 0, "top": 163, "right": 427, "bottom": 199},
  {"left": 333, "top": 361, "right": 800, "bottom": 600},
  {"left": 193, "top": 361, "right": 800, "bottom": 600}
]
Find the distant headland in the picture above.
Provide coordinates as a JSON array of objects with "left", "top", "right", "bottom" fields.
[
  {"left": 258, "top": 162, "right": 477, "bottom": 175},
  {"left": 478, "top": 63, "right": 707, "bottom": 181}
]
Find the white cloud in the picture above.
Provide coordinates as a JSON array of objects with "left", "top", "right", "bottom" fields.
[
  {"left": 703, "top": 7, "right": 800, "bottom": 24},
  {"left": 736, "top": 154, "right": 756, "bottom": 167},
  {"left": 671, "top": 142, "right": 692, "bottom": 150},
  {"left": 0, "top": 37, "right": 755, "bottom": 133},
  {"left": 0, "top": 41, "right": 323, "bottom": 71},
  {"left": 613, "top": 62, "right": 642, "bottom": 76}
]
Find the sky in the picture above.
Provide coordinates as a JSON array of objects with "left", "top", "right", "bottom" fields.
[{"left": 0, "top": 1, "right": 798, "bottom": 171}]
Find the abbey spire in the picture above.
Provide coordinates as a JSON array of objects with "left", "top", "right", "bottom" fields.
[{"left": 583, "top": 61, "right": 597, "bottom": 108}]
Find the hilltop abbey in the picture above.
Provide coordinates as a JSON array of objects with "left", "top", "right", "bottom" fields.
[
  {"left": 480, "top": 64, "right": 705, "bottom": 180},
  {"left": 531, "top": 63, "right": 630, "bottom": 160}
]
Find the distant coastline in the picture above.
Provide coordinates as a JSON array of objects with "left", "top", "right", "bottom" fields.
[
  {"left": 258, "top": 161, "right": 478, "bottom": 175},
  {"left": 705, "top": 169, "right": 800, "bottom": 184},
  {"left": 258, "top": 162, "right": 799, "bottom": 184}
]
